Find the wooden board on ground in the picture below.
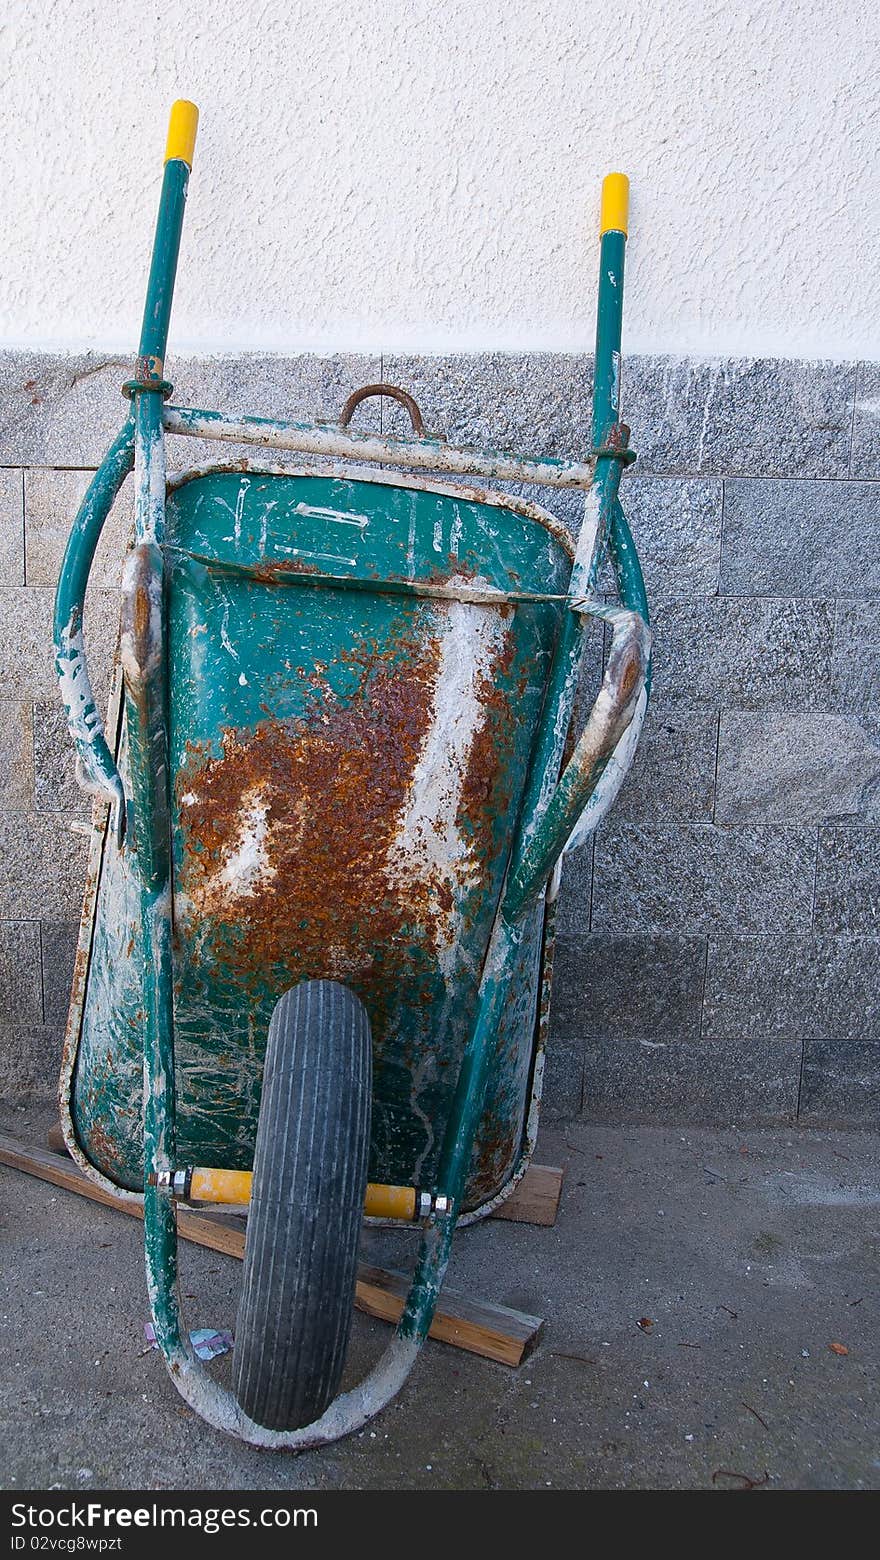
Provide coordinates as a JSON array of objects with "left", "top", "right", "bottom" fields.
[
  {"left": 46, "top": 1123, "right": 66, "bottom": 1157},
  {"left": 0, "top": 1132, "right": 543, "bottom": 1367},
  {"left": 493, "top": 1164, "right": 564, "bottom": 1226}
]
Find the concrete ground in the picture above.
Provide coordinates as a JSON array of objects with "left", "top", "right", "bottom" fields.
[{"left": 1, "top": 1100, "right": 877, "bottom": 1491}]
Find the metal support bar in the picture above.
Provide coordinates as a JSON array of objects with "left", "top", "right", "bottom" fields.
[
  {"left": 593, "top": 228, "right": 627, "bottom": 446},
  {"left": 135, "top": 154, "right": 192, "bottom": 391},
  {"left": 53, "top": 419, "right": 135, "bottom": 829},
  {"left": 495, "top": 196, "right": 650, "bottom": 917},
  {"left": 149, "top": 1168, "right": 449, "bottom": 1223},
  {"left": 162, "top": 404, "right": 599, "bottom": 490},
  {"left": 420, "top": 178, "right": 646, "bottom": 1280}
]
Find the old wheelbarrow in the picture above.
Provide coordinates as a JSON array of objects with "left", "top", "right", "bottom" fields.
[{"left": 54, "top": 103, "right": 651, "bottom": 1447}]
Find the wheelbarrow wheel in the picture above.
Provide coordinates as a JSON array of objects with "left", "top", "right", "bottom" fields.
[{"left": 232, "top": 979, "right": 372, "bottom": 1431}]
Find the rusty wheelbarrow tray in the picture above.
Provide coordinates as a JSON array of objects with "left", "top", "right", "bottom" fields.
[{"left": 53, "top": 102, "right": 650, "bottom": 1448}]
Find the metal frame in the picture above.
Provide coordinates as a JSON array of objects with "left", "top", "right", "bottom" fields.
[{"left": 53, "top": 110, "right": 651, "bottom": 1447}]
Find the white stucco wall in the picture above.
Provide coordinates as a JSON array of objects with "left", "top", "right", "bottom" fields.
[{"left": 2, "top": 0, "right": 878, "bottom": 360}]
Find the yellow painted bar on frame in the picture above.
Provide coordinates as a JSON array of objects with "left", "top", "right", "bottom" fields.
[{"left": 188, "top": 1167, "right": 418, "bottom": 1221}]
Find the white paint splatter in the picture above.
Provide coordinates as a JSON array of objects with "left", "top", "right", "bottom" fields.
[
  {"left": 387, "top": 589, "right": 508, "bottom": 974},
  {"left": 233, "top": 477, "right": 251, "bottom": 547},
  {"left": 219, "top": 602, "right": 240, "bottom": 663},
  {"left": 571, "top": 485, "right": 603, "bottom": 584},
  {"left": 697, "top": 360, "right": 724, "bottom": 468},
  {"left": 449, "top": 506, "right": 463, "bottom": 557},
  {"left": 217, "top": 788, "right": 275, "bottom": 898},
  {"left": 294, "top": 501, "right": 369, "bottom": 529}
]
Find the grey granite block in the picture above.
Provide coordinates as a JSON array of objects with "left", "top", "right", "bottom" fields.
[
  {"left": 613, "top": 702, "right": 718, "bottom": 822},
  {"left": 0, "top": 815, "right": 87, "bottom": 918},
  {"left": 813, "top": 823, "right": 880, "bottom": 935},
  {"left": 0, "top": 700, "right": 34, "bottom": 812},
  {"left": 167, "top": 351, "right": 384, "bottom": 470},
  {"left": 607, "top": 475, "right": 721, "bottom": 599},
  {"left": 380, "top": 354, "right": 855, "bottom": 481},
  {"left": 2, "top": 1025, "right": 66, "bottom": 1096},
  {"left": 715, "top": 711, "right": 880, "bottom": 823},
  {"left": 379, "top": 352, "right": 594, "bottom": 462},
  {"left": 580, "top": 1035, "right": 800, "bottom": 1123},
  {"left": 0, "top": 468, "right": 24, "bottom": 585},
  {"left": 720, "top": 478, "right": 880, "bottom": 597},
  {"left": 704, "top": 936, "right": 880, "bottom": 1040},
  {"left": 592, "top": 822, "right": 817, "bottom": 934},
  {"left": 625, "top": 356, "right": 856, "bottom": 478},
  {"left": 0, "top": 352, "right": 127, "bottom": 466},
  {"left": 832, "top": 600, "right": 880, "bottom": 712},
  {"left": 80, "top": 590, "right": 121, "bottom": 712},
  {"left": 650, "top": 597, "right": 834, "bottom": 710},
  {"left": 0, "top": 350, "right": 382, "bottom": 468},
  {"left": 552, "top": 932, "right": 706, "bottom": 1041},
  {"left": 799, "top": 1040, "right": 880, "bottom": 1124},
  {"left": 25, "top": 467, "right": 133, "bottom": 587},
  {"left": 175, "top": 351, "right": 383, "bottom": 427},
  {"left": 0, "top": 921, "right": 42, "bottom": 1026},
  {"left": 40, "top": 920, "right": 79, "bottom": 1028},
  {"left": 850, "top": 362, "right": 880, "bottom": 478},
  {"left": 34, "top": 701, "right": 86, "bottom": 815},
  {"left": 0, "top": 588, "right": 119, "bottom": 706},
  {"left": 0, "top": 589, "right": 55, "bottom": 700},
  {"left": 555, "top": 841, "right": 594, "bottom": 937},
  {"left": 540, "top": 1039, "right": 584, "bottom": 1121},
  {"left": 0, "top": 349, "right": 858, "bottom": 482}
]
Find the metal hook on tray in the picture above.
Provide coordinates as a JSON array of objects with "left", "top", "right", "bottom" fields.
[{"left": 338, "top": 382, "right": 436, "bottom": 438}]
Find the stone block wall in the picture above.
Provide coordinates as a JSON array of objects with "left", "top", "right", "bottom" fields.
[{"left": 0, "top": 348, "right": 877, "bottom": 1125}]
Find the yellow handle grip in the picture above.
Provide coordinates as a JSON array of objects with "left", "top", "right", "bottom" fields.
[
  {"left": 164, "top": 99, "right": 199, "bottom": 168},
  {"left": 189, "top": 1166, "right": 251, "bottom": 1203},
  {"left": 187, "top": 1167, "right": 419, "bottom": 1221},
  {"left": 600, "top": 172, "right": 629, "bottom": 237}
]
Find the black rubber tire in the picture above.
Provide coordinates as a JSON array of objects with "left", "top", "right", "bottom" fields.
[{"left": 232, "top": 979, "right": 372, "bottom": 1430}]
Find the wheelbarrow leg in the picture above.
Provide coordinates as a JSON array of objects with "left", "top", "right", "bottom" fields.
[
  {"left": 121, "top": 535, "right": 186, "bottom": 1366},
  {"left": 123, "top": 116, "right": 193, "bottom": 1369}
]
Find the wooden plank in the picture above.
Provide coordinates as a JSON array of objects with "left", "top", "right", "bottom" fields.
[
  {"left": 491, "top": 1164, "right": 563, "bottom": 1227},
  {"left": 175, "top": 1223, "right": 542, "bottom": 1365},
  {"left": 47, "top": 1123, "right": 67, "bottom": 1157},
  {"left": 1, "top": 1133, "right": 144, "bottom": 1214},
  {"left": 354, "top": 1263, "right": 542, "bottom": 1367},
  {"left": 0, "top": 1133, "right": 543, "bottom": 1367}
]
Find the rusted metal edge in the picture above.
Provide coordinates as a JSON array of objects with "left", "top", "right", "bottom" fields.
[
  {"left": 58, "top": 654, "right": 143, "bottom": 1206},
  {"left": 162, "top": 405, "right": 598, "bottom": 493},
  {"left": 503, "top": 601, "right": 651, "bottom": 919},
  {"left": 164, "top": 459, "right": 576, "bottom": 557},
  {"left": 563, "top": 680, "right": 649, "bottom": 853},
  {"left": 455, "top": 898, "right": 557, "bottom": 1228},
  {"left": 168, "top": 546, "right": 568, "bottom": 606}
]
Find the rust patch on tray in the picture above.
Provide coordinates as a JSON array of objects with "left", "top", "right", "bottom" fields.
[{"left": 174, "top": 625, "right": 457, "bottom": 1000}]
